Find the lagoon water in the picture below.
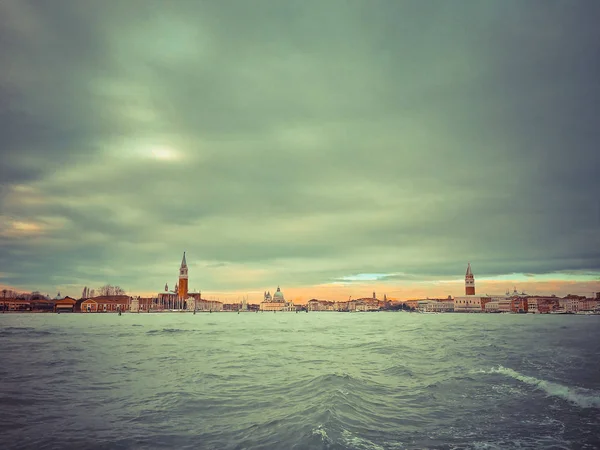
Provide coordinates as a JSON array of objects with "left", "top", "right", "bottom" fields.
[{"left": 1, "top": 312, "right": 600, "bottom": 449}]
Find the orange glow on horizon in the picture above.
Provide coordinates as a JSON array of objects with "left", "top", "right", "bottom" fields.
[
  {"left": 1, "top": 280, "right": 597, "bottom": 305},
  {"left": 129, "top": 279, "right": 600, "bottom": 305}
]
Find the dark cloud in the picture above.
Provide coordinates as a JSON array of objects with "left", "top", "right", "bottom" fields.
[{"left": 0, "top": 0, "right": 599, "bottom": 296}]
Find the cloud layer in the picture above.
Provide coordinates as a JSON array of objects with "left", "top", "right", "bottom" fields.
[{"left": 1, "top": 1, "right": 599, "bottom": 300}]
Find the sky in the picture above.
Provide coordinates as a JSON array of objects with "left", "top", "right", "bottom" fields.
[{"left": 0, "top": 0, "right": 599, "bottom": 303}]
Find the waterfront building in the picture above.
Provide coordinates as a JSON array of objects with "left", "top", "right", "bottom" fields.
[
  {"left": 355, "top": 300, "right": 379, "bottom": 311},
  {"left": 308, "top": 298, "right": 379, "bottom": 312},
  {"left": 187, "top": 297, "right": 223, "bottom": 311},
  {"left": 128, "top": 297, "right": 156, "bottom": 312},
  {"left": 31, "top": 298, "right": 53, "bottom": 312},
  {"left": 2, "top": 297, "right": 54, "bottom": 312},
  {"left": 527, "top": 297, "right": 539, "bottom": 313},
  {"left": 1, "top": 298, "right": 31, "bottom": 311},
  {"left": 418, "top": 299, "right": 455, "bottom": 313},
  {"left": 129, "top": 296, "right": 139, "bottom": 312},
  {"left": 402, "top": 299, "right": 419, "bottom": 310},
  {"left": 260, "top": 286, "right": 294, "bottom": 311},
  {"left": 454, "top": 265, "right": 506, "bottom": 312},
  {"left": 334, "top": 301, "right": 349, "bottom": 311},
  {"left": 511, "top": 297, "right": 528, "bottom": 313},
  {"left": 352, "top": 296, "right": 382, "bottom": 311},
  {"left": 54, "top": 296, "right": 77, "bottom": 313},
  {"left": 156, "top": 252, "right": 196, "bottom": 310},
  {"left": 485, "top": 301, "right": 499, "bottom": 312},
  {"left": 320, "top": 300, "right": 336, "bottom": 311},
  {"left": 454, "top": 295, "right": 491, "bottom": 312},
  {"left": 580, "top": 299, "right": 599, "bottom": 311},
  {"left": 527, "top": 297, "right": 558, "bottom": 314},
  {"left": 222, "top": 302, "right": 240, "bottom": 311},
  {"left": 497, "top": 298, "right": 511, "bottom": 312},
  {"left": 559, "top": 298, "right": 580, "bottom": 313},
  {"left": 454, "top": 263, "right": 482, "bottom": 312},
  {"left": 81, "top": 295, "right": 129, "bottom": 313}
]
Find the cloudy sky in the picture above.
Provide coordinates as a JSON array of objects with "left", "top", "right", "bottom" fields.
[{"left": 1, "top": 0, "right": 599, "bottom": 302}]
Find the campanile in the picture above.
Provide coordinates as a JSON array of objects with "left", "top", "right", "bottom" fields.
[
  {"left": 465, "top": 263, "right": 475, "bottom": 295},
  {"left": 178, "top": 252, "right": 189, "bottom": 300}
]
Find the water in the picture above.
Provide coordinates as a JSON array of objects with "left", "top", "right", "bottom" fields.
[{"left": 1, "top": 312, "right": 600, "bottom": 449}]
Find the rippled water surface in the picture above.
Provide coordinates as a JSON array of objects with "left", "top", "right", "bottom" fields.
[{"left": 1, "top": 312, "right": 600, "bottom": 449}]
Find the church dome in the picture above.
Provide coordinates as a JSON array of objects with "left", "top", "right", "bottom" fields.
[{"left": 273, "top": 286, "right": 284, "bottom": 301}]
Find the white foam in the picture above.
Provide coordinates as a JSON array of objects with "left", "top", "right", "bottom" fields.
[
  {"left": 480, "top": 366, "right": 600, "bottom": 409},
  {"left": 340, "top": 429, "right": 385, "bottom": 450},
  {"left": 311, "top": 425, "right": 329, "bottom": 442}
]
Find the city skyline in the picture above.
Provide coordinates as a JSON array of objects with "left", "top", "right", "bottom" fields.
[
  {"left": 1, "top": 1, "right": 599, "bottom": 301},
  {"left": 2, "top": 258, "right": 598, "bottom": 305}
]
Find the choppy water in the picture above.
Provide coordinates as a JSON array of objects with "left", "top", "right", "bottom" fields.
[{"left": 1, "top": 312, "right": 600, "bottom": 449}]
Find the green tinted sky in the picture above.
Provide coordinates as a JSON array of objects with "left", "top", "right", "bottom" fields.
[{"left": 0, "top": 1, "right": 599, "bottom": 299}]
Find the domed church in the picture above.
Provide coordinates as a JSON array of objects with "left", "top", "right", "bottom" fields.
[
  {"left": 260, "top": 286, "right": 295, "bottom": 311},
  {"left": 273, "top": 286, "right": 284, "bottom": 302}
]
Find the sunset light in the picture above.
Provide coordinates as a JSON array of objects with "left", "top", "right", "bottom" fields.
[{"left": 1, "top": 1, "right": 599, "bottom": 447}]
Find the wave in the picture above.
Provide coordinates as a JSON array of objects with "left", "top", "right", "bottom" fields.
[
  {"left": 340, "top": 429, "right": 386, "bottom": 450},
  {"left": 478, "top": 365, "right": 600, "bottom": 409},
  {"left": 0, "top": 327, "right": 53, "bottom": 337},
  {"left": 146, "top": 328, "right": 188, "bottom": 334},
  {"left": 310, "top": 426, "right": 385, "bottom": 450}
]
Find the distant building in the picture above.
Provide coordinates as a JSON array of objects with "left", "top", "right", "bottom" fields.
[
  {"left": 485, "top": 301, "right": 499, "bottom": 313},
  {"left": 187, "top": 297, "right": 223, "bottom": 312},
  {"left": 260, "top": 286, "right": 294, "bottom": 311},
  {"left": 455, "top": 264, "right": 485, "bottom": 312},
  {"left": 82, "top": 295, "right": 129, "bottom": 313},
  {"left": 455, "top": 264, "right": 482, "bottom": 311},
  {"left": 178, "top": 252, "right": 188, "bottom": 300},
  {"left": 527, "top": 297, "right": 559, "bottom": 314},
  {"left": 580, "top": 298, "right": 599, "bottom": 311},
  {"left": 465, "top": 263, "right": 475, "bottom": 295},
  {"left": 417, "top": 299, "right": 454, "bottom": 312},
  {"left": 54, "top": 296, "right": 77, "bottom": 313},
  {"left": 157, "top": 252, "right": 194, "bottom": 310},
  {"left": 559, "top": 298, "right": 580, "bottom": 313},
  {"left": 1, "top": 298, "right": 31, "bottom": 311}
]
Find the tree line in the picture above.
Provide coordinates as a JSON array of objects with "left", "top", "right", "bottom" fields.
[
  {"left": 82, "top": 285, "right": 126, "bottom": 298},
  {"left": 2, "top": 285, "right": 127, "bottom": 300}
]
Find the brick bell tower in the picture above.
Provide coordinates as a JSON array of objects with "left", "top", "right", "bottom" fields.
[
  {"left": 465, "top": 262, "right": 475, "bottom": 295},
  {"left": 178, "top": 252, "right": 189, "bottom": 300}
]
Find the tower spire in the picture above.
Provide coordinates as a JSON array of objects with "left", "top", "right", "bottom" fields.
[
  {"left": 181, "top": 251, "right": 187, "bottom": 268},
  {"left": 465, "top": 263, "right": 475, "bottom": 295},
  {"left": 178, "top": 252, "right": 189, "bottom": 301}
]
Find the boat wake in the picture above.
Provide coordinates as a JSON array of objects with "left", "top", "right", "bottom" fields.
[{"left": 477, "top": 365, "right": 600, "bottom": 409}]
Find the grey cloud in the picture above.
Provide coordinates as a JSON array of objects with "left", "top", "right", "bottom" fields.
[{"left": 0, "top": 0, "right": 599, "bottom": 295}]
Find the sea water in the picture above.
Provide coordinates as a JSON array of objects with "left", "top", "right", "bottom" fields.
[{"left": 1, "top": 312, "right": 599, "bottom": 449}]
